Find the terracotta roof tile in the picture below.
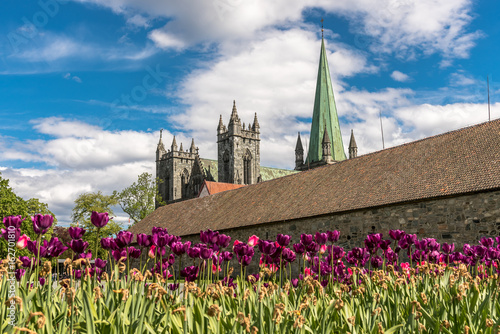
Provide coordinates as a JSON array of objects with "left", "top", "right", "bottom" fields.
[{"left": 129, "top": 119, "right": 500, "bottom": 237}]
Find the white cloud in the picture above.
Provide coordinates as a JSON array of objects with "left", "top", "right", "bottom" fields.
[
  {"left": 69, "top": 0, "right": 481, "bottom": 59},
  {"left": 391, "top": 70, "right": 410, "bottom": 82},
  {"left": 72, "top": 76, "right": 82, "bottom": 83}
]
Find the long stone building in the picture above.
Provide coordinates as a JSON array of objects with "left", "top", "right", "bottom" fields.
[{"left": 135, "top": 34, "right": 500, "bottom": 248}]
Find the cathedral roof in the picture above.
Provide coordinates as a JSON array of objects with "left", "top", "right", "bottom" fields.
[
  {"left": 305, "top": 37, "right": 346, "bottom": 164},
  {"left": 130, "top": 119, "right": 500, "bottom": 237},
  {"left": 199, "top": 159, "right": 298, "bottom": 182}
]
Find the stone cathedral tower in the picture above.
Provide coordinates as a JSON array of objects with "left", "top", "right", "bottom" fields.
[{"left": 217, "top": 101, "right": 261, "bottom": 184}]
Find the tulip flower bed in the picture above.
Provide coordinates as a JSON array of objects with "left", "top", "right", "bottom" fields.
[{"left": 1, "top": 214, "right": 500, "bottom": 333}]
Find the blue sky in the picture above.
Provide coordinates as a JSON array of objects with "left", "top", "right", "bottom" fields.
[{"left": 0, "top": 0, "right": 498, "bottom": 226}]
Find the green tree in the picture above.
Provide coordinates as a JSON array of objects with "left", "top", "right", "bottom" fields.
[
  {"left": 71, "top": 191, "right": 122, "bottom": 259},
  {"left": 115, "top": 172, "right": 165, "bottom": 226},
  {"left": 0, "top": 173, "right": 56, "bottom": 258}
]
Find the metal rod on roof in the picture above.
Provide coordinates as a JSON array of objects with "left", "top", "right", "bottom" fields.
[
  {"left": 487, "top": 76, "right": 491, "bottom": 122},
  {"left": 379, "top": 110, "right": 385, "bottom": 149}
]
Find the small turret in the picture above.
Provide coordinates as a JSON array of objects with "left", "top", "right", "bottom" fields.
[
  {"left": 322, "top": 126, "right": 332, "bottom": 163},
  {"left": 252, "top": 113, "right": 260, "bottom": 132},
  {"left": 179, "top": 142, "right": 184, "bottom": 152},
  {"left": 171, "top": 136, "right": 178, "bottom": 152},
  {"left": 349, "top": 129, "right": 358, "bottom": 159},
  {"left": 156, "top": 129, "right": 166, "bottom": 160},
  {"left": 228, "top": 100, "right": 241, "bottom": 126},
  {"left": 217, "top": 115, "right": 225, "bottom": 134},
  {"left": 295, "top": 132, "right": 304, "bottom": 169},
  {"left": 190, "top": 138, "right": 196, "bottom": 154}
]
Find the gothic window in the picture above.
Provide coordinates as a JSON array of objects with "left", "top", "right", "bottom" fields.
[
  {"left": 181, "top": 169, "right": 189, "bottom": 199},
  {"left": 165, "top": 176, "right": 170, "bottom": 201},
  {"left": 243, "top": 150, "right": 252, "bottom": 185},
  {"left": 223, "top": 150, "right": 230, "bottom": 183}
]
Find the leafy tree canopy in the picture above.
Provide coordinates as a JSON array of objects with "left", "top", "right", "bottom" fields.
[
  {"left": 0, "top": 172, "right": 56, "bottom": 258},
  {"left": 71, "top": 191, "right": 122, "bottom": 259},
  {"left": 114, "top": 172, "right": 164, "bottom": 226}
]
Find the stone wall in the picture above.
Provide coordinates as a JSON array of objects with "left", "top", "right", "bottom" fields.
[{"left": 178, "top": 189, "right": 500, "bottom": 276}]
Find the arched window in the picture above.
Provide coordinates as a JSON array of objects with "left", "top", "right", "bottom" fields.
[
  {"left": 165, "top": 175, "right": 170, "bottom": 201},
  {"left": 223, "top": 150, "right": 230, "bottom": 182},
  {"left": 181, "top": 169, "right": 189, "bottom": 199},
  {"left": 243, "top": 150, "right": 252, "bottom": 185}
]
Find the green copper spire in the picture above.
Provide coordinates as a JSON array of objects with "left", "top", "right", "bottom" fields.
[{"left": 305, "top": 37, "right": 346, "bottom": 164}]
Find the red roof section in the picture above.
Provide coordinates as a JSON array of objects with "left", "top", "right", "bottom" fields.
[{"left": 199, "top": 181, "right": 246, "bottom": 196}]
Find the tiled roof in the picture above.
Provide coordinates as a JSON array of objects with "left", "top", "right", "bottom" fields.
[
  {"left": 199, "top": 181, "right": 246, "bottom": 196},
  {"left": 129, "top": 119, "right": 500, "bottom": 237},
  {"left": 200, "top": 158, "right": 297, "bottom": 182}
]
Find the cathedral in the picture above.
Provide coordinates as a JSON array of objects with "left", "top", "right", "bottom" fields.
[
  {"left": 156, "top": 34, "right": 358, "bottom": 205},
  {"left": 132, "top": 33, "right": 500, "bottom": 253}
]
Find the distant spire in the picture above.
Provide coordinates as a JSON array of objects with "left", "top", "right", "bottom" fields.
[
  {"left": 190, "top": 138, "right": 196, "bottom": 153},
  {"left": 295, "top": 132, "right": 304, "bottom": 169},
  {"left": 217, "top": 114, "right": 225, "bottom": 133},
  {"left": 179, "top": 142, "right": 184, "bottom": 152},
  {"left": 252, "top": 112, "right": 260, "bottom": 132},
  {"left": 171, "top": 136, "right": 178, "bottom": 152},
  {"left": 229, "top": 100, "right": 240, "bottom": 125},
  {"left": 349, "top": 129, "right": 358, "bottom": 159}
]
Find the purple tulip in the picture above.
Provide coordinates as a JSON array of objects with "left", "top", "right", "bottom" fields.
[
  {"left": 315, "top": 232, "right": 327, "bottom": 245},
  {"left": 152, "top": 227, "right": 167, "bottom": 235},
  {"left": 32, "top": 214, "right": 54, "bottom": 234},
  {"left": 1, "top": 227, "right": 20, "bottom": 242},
  {"left": 293, "top": 243, "right": 306, "bottom": 255},
  {"left": 171, "top": 242, "right": 186, "bottom": 256},
  {"left": 39, "top": 277, "right": 46, "bottom": 286},
  {"left": 300, "top": 234, "right": 313, "bottom": 246},
  {"left": 68, "top": 239, "right": 89, "bottom": 254},
  {"left": 15, "top": 269, "right": 25, "bottom": 281},
  {"left": 128, "top": 246, "right": 142, "bottom": 259},
  {"left": 384, "top": 248, "right": 398, "bottom": 264},
  {"left": 168, "top": 283, "right": 180, "bottom": 291},
  {"left": 46, "top": 237, "right": 68, "bottom": 258},
  {"left": 388, "top": 229, "right": 405, "bottom": 241},
  {"left": 78, "top": 252, "right": 92, "bottom": 260},
  {"left": 187, "top": 246, "right": 200, "bottom": 259},
  {"left": 95, "top": 258, "right": 107, "bottom": 269},
  {"left": 328, "top": 245, "right": 345, "bottom": 261},
  {"left": 222, "top": 251, "right": 233, "bottom": 261},
  {"left": 442, "top": 243, "right": 455, "bottom": 254},
  {"left": 90, "top": 211, "right": 109, "bottom": 228},
  {"left": 74, "top": 270, "right": 82, "bottom": 279},
  {"left": 239, "top": 255, "right": 252, "bottom": 267},
  {"left": 112, "top": 249, "right": 127, "bottom": 262},
  {"left": 259, "top": 240, "right": 277, "bottom": 256},
  {"left": 306, "top": 242, "right": 319, "bottom": 253},
  {"left": 480, "top": 237, "right": 495, "bottom": 248},
  {"left": 463, "top": 244, "right": 474, "bottom": 256},
  {"left": 152, "top": 232, "right": 169, "bottom": 247},
  {"left": 115, "top": 231, "right": 133, "bottom": 248},
  {"left": 100, "top": 237, "right": 119, "bottom": 251},
  {"left": 3, "top": 215, "right": 24, "bottom": 229},
  {"left": 327, "top": 230, "right": 340, "bottom": 243},
  {"left": 276, "top": 234, "right": 291, "bottom": 247},
  {"left": 282, "top": 248, "right": 296, "bottom": 263},
  {"left": 428, "top": 250, "right": 441, "bottom": 263},
  {"left": 291, "top": 278, "right": 299, "bottom": 288},
  {"left": 364, "top": 233, "right": 382, "bottom": 253},
  {"left": 68, "top": 226, "right": 86, "bottom": 239},
  {"left": 217, "top": 234, "right": 231, "bottom": 248},
  {"left": 379, "top": 239, "right": 391, "bottom": 251},
  {"left": 199, "top": 246, "right": 213, "bottom": 260},
  {"left": 370, "top": 255, "right": 383, "bottom": 268},
  {"left": 180, "top": 266, "right": 199, "bottom": 282},
  {"left": 137, "top": 233, "right": 152, "bottom": 247},
  {"left": 427, "top": 239, "right": 440, "bottom": 252}
]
